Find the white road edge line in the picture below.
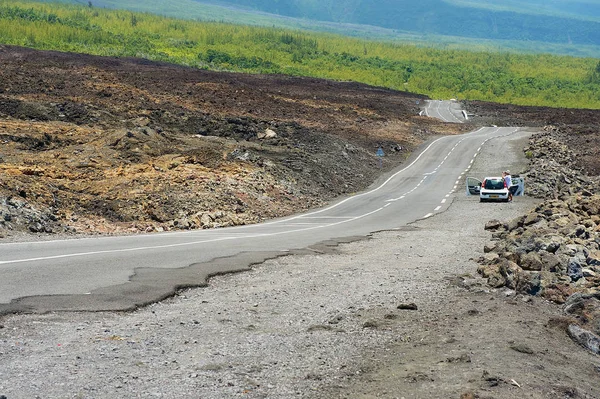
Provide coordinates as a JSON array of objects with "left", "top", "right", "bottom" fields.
[{"left": 0, "top": 207, "right": 387, "bottom": 265}]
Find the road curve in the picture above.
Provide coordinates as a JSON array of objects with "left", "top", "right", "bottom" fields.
[
  {"left": 0, "top": 125, "right": 520, "bottom": 314},
  {"left": 423, "top": 100, "right": 466, "bottom": 123}
]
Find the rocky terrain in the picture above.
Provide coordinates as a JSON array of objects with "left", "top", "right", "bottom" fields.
[
  {"left": 0, "top": 45, "right": 470, "bottom": 240},
  {"left": 467, "top": 105, "right": 600, "bottom": 359}
]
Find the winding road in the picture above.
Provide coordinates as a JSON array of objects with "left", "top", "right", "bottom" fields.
[
  {"left": 0, "top": 101, "right": 517, "bottom": 314},
  {"left": 423, "top": 99, "right": 467, "bottom": 123}
]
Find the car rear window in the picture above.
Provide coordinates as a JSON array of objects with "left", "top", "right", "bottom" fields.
[{"left": 484, "top": 179, "right": 504, "bottom": 190}]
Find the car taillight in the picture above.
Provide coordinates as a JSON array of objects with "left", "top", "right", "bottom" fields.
[{"left": 482, "top": 179, "right": 486, "bottom": 189}]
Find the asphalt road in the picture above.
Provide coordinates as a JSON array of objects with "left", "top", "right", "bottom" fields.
[
  {"left": 0, "top": 103, "right": 518, "bottom": 314},
  {"left": 423, "top": 99, "right": 467, "bottom": 123}
]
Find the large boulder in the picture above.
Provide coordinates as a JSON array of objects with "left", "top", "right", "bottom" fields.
[
  {"left": 568, "top": 324, "right": 600, "bottom": 355},
  {"left": 587, "top": 250, "right": 600, "bottom": 267},
  {"left": 484, "top": 219, "right": 504, "bottom": 231},
  {"left": 520, "top": 252, "right": 543, "bottom": 271},
  {"left": 567, "top": 257, "right": 584, "bottom": 281}
]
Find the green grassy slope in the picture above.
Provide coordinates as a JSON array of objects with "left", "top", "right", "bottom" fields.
[{"left": 1, "top": 1, "right": 599, "bottom": 109}]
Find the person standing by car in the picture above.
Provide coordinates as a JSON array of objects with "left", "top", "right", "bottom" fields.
[{"left": 503, "top": 170, "right": 513, "bottom": 202}]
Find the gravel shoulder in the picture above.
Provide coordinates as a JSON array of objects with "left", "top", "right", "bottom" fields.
[{"left": 2, "top": 128, "right": 599, "bottom": 398}]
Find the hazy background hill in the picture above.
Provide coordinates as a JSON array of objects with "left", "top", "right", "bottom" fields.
[
  {"left": 198, "top": 0, "right": 600, "bottom": 22},
  {"left": 54, "top": 0, "right": 600, "bottom": 57},
  {"left": 197, "top": 0, "right": 600, "bottom": 45},
  {"left": 447, "top": 0, "right": 600, "bottom": 21},
  {"left": 201, "top": 0, "right": 600, "bottom": 23}
]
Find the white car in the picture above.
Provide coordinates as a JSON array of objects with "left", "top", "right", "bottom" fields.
[{"left": 467, "top": 176, "right": 509, "bottom": 202}]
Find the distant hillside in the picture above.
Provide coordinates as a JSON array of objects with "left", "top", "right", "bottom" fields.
[
  {"left": 198, "top": 0, "right": 600, "bottom": 46},
  {"left": 447, "top": 0, "right": 600, "bottom": 22},
  {"left": 41, "top": 0, "right": 600, "bottom": 57}
]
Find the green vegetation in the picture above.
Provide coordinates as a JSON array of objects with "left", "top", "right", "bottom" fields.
[
  {"left": 1, "top": 0, "right": 599, "bottom": 109},
  {"left": 27, "top": 0, "right": 600, "bottom": 58},
  {"left": 156, "top": 0, "right": 600, "bottom": 48}
]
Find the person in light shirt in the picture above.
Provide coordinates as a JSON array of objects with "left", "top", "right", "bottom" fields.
[{"left": 503, "top": 170, "right": 513, "bottom": 202}]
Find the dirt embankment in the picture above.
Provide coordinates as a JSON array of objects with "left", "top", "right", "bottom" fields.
[{"left": 0, "top": 45, "right": 471, "bottom": 240}]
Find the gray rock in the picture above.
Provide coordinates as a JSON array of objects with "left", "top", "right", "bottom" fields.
[
  {"left": 546, "top": 241, "right": 561, "bottom": 254},
  {"left": 540, "top": 251, "right": 565, "bottom": 273},
  {"left": 563, "top": 292, "right": 600, "bottom": 314},
  {"left": 516, "top": 272, "right": 542, "bottom": 296},
  {"left": 507, "top": 217, "right": 522, "bottom": 232},
  {"left": 564, "top": 293, "right": 586, "bottom": 314},
  {"left": 583, "top": 268, "right": 597, "bottom": 278},
  {"left": 568, "top": 324, "right": 600, "bottom": 355},
  {"left": 498, "top": 260, "right": 521, "bottom": 290},
  {"left": 568, "top": 258, "right": 583, "bottom": 281},
  {"left": 484, "top": 220, "right": 504, "bottom": 231},
  {"left": 200, "top": 213, "right": 213, "bottom": 227},
  {"left": 587, "top": 250, "right": 600, "bottom": 266},
  {"left": 480, "top": 253, "right": 499, "bottom": 264},
  {"left": 501, "top": 251, "right": 519, "bottom": 264},
  {"left": 510, "top": 343, "right": 535, "bottom": 354},
  {"left": 28, "top": 222, "right": 43, "bottom": 233},
  {"left": 257, "top": 128, "right": 277, "bottom": 139},
  {"left": 483, "top": 242, "right": 496, "bottom": 253},
  {"left": 520, "top": 252, "right": 543, "bottom": 271},
  {"left": 523, "top": 212, "right": 541, "bottom": 226}
]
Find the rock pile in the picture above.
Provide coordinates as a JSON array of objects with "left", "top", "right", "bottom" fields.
[
  {"left": 521, "top": 126, "right": 595, "bottom": 199},
  {"left": 478, "top": 125, "right": 600, "bottom": 354},
  {"left": 0, "top": 196, "right": 64, "bottom": 238},
  {"left": 478, "top": 194, "right": 600, "bottom": 303}
]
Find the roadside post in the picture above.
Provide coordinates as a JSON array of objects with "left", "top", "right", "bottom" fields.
[{"left": 376, "top": 146, "right": 384, "bottom": 169}]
